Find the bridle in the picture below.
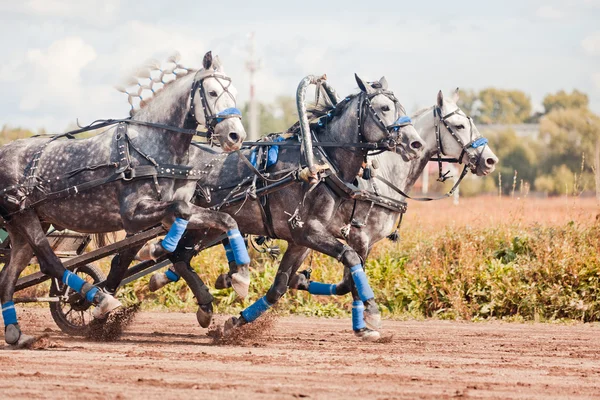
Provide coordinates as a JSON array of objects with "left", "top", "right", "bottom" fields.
[
  {"left": 432, "top": 106, "right": 488, "bottom": 182},
  {"left": 315, "top": 89, "right": 414, "bottom": 158},
  {"left": 184, "top": 70, "right": 243, "bottom": 145}
]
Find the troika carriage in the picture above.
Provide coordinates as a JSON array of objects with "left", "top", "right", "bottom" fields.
[{"left": 0, "top": 52, "right": 497, "bottom": 346}]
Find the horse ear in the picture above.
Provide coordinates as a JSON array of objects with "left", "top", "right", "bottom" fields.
[
  {"left": 437, "top": 90, "right": 444, "bottom": 108},
  {"left": 451, "top": 87, "right": 460, "bottom": 103},
  {"left": 212, "top": 55, "right": 223, "bottom": 72},
  {"left": 379, "top": 76, "right": 388, "bottom": 90},
  {"left": 202, "top": 51, "right": 213, "bottom": 70},
  {"left": 355, "top": 73, "right": 374, "bottom": 94}
]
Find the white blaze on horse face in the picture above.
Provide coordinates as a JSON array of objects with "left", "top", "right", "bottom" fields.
[{"left": 438, "top": 92, "right": 498, "bottom": 176}]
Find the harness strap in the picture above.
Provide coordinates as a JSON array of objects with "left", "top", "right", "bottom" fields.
[{"left": 374, "top": 164, "right": 469, "bottom": 202}]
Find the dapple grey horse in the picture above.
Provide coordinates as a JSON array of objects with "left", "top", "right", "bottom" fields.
[{"left": 0, "top": 52, "right": 248, "bottom": 347}]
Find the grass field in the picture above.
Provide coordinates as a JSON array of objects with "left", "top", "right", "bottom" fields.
[{"left": 112, "top": 195, "right": 599, "bottom": 322}]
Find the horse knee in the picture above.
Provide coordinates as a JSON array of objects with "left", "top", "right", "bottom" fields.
[
  {"left": 266, "top": 272, "right": 289, "bottom": 304},
  {"left": 339, "top": 245, "right": 361, "bottom": 268}
]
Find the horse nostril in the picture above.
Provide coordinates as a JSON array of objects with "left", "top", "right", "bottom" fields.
[
  {"left": 411, "top": 141, "right": 423, "bottom": 150},
  {"left": 486, "top": 157, "right": 497, "bottom": 166},
  {"left": 228, "top": 132, "right": 240, "bottom": 142}
]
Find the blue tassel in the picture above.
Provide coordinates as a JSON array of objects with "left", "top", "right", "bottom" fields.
[
  {"left": 227, "top": 229, "right": 250, "bottom": 265},
  {"left": 162, "top": 218, "right": 189, "bottom": 252},
  {"left": 241, "top": 296, "right": 272, "bottom": 323},
  {"left": 1, "top": 301, "right": 17, "bottom": 326},
  {"left": 352, "top": 300, "right": 366, "bottom": 330},
  {"left": 308, "top": 282, "right": 337, "bottom": 296},
  {"left": 349, "top": 265, "right": 375, "bottom": 302}
]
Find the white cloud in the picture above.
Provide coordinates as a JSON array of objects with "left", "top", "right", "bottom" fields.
[
  {"left": 536, "top": 6, "right": 563, "bottom": 20},
  {"left": 593, "top": 72, "right": 600, "bottom": 90},
  {"left": 582, "top": 32, "right": 600, "bottom": 56},
  {"left": 0, "top": 0, "right": 120, "bottom": 23}
]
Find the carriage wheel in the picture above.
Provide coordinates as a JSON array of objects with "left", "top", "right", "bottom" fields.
[{"left": 49, "top": 264, "right": 106, "bottom": 336}]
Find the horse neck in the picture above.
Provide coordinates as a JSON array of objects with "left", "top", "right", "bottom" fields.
[
  {"left": 320, "top": 97, "right": 367, "bottom": 181},
  {"left": 131, "top": 74, "right": 195, "bottom": 163},
  {"left": 369, "top": 107, "right": 438, "bottom": 198}
]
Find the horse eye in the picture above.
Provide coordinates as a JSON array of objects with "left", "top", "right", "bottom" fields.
[
  {"left": 209, "top": 90, "right": 218, "bottom": 97},
  {"left": 456, "top": 124, "right": 465, "bottom": 129},
  {"left": 381, "top": 105, "right": 390, "bottom": 112}
]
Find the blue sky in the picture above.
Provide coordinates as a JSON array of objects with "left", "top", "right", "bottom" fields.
[{"left": 0, "top": 0, "right": 599, "bottom": 132}]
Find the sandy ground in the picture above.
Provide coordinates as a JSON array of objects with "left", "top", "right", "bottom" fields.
[{"left": 1, "top": 309, "right": 600, "bottom": 400}]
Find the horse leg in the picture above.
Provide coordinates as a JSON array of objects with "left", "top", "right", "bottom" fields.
[
  {"left": 7, "top": 211, "right": 121, "bottom": 320},
  {"left": 103, "top": 241, "right": 143, "bottom": 295},
  {"left": 294, "top": 223, "right": 380, "bottom": 329},
  {"left": 148, "top": 230, "right": 215, "bottom": 327},
  {"left": 225, "top": 244, "right": 312, "bottom": 332},
  {"left": 132, "top": 201, "right": 250, "bottom": 277},
  {"left": 0, "top": 227, "right": 35, "bottom": 347},
  {"left": 214, "top": 237, "right": 250, "bottom": 298}
]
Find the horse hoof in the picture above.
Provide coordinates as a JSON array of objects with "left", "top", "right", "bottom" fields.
[
  {"left": 196, "top": 304, "right": 213, "bottom": 328},
  {"left": 354, "top": 327, "right": 381, "bottom": 342},
  {"left": 223, "top": 316, "right": 245, "bottom": 336},
  {"left": 92, "top": 292, "right": 122, "bottom": 319},
  {"left": 135, "top": 242, "right": 157, "bottom": 261},
  {"left": 149, "top": 272, "right": 169, "bottom": 292},
  {"left": 231, "top": 273, "right": 250, "bottom": 299},
  {"left": 214, "top": 273, "right": 232, "bottom": 290},
  {"left": 364, "top": 312, "right": 382, "bottom": 330}
]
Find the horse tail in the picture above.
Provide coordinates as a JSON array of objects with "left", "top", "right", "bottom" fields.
[{"left": 91, "top": 232, "right": 117, "bottom": 249}]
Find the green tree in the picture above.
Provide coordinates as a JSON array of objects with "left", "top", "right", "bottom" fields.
[
  {"left": 543, "top": 90, "right": 589, "bottom": 114},
  {"left": 242, "top": 96, "right": 298, "bottom": 137},
  {"left": 477, "top": 88, "right": 532, "bottom": 124},
  {"left": 487, "top": 128, "right": 539, "bottom": 194}
]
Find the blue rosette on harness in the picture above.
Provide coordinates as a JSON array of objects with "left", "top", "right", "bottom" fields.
[
  {"left": 388, "top": 115, "right": 412, "bottom": 132},
  {"left": 248, "top": 135, "right": 286, "bottom": 168}
]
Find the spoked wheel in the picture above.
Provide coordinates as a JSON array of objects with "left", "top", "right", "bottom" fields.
[{"left": 49, "top": 264, "right": 106, "bottom": 336}]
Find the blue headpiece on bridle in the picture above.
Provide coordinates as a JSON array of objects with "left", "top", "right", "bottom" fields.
[{"left": 215, "top": 107, "right": 242, "bottom": 123}]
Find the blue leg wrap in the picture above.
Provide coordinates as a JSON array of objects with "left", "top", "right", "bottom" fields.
[
  {"left": 161, "top": 218, "right": 189, "bottom": 252},
  {"left": 223, "top": 242, "right": 235, "bottom": 263},
  {"left": 85, "top": 287, "right": 99, "bottom": 303},
  {"left": 165, "top": 269, "right": 180, "bottom": 282},
  {"left": 63, "top": 270, "right": 85, "bottom": 292},
  {"left": 227, "top": 229, "right": 250, "bottom": 265},
  {"left": 352, "top": 300, "right": 366, "bottom": 331},
  {"left": 63, "top": 270, "right": 98, "bottom": 302},
  {"left": 308, "top": 282, "right": 337, "bottom": 296},
  {"left": 241, "top": 296, "right": 272, "bottom": 323},
  {"left": 349, "top": 265, "right": 375, "bottom": 302},
  {"left": 2, "top": 301, "right": 18, "bottom": 326}
]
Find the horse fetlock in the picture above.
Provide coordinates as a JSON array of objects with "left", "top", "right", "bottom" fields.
[
  {"left": 288, "top": 273, "right": 309, "bottom": 291},
  {"left": 214, "top": 273, "right": 232, "bottom": 290},
  {"left": 196, "top": 303, "right": 213, "bottom": 328}
]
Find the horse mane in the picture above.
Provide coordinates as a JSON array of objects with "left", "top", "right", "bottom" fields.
[
  {"left": 412, "top": 106, "right": 433, "bottom": 118},
  {"left": 116, "top": 54, "right": 198, "bottom": 116}
]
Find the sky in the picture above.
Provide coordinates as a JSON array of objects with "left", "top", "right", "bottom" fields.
[{"left": 0, "top": 0, "right": 599, "bottom": 132}]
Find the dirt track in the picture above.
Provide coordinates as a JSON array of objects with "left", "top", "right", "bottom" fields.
[{"left": 1, "top": 309, "right": 600, "bottom": 399}]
